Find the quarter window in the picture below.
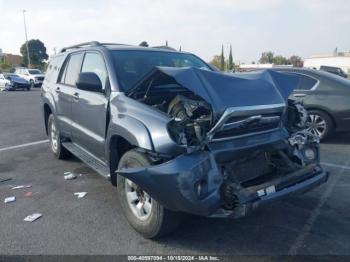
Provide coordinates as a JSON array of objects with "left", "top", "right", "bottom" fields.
[{"left": 81, "top": 52, "right": 108, "bottom": 89}]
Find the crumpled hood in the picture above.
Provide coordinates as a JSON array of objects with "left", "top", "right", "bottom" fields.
[{"left": 128, "top": 67, "right": 299, "bottom": 120}]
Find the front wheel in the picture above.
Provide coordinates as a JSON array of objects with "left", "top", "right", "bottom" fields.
[
  {"left": 117, "top": 149, "right": 182, "bottom": 239},
  {"left": 30, "top": 80, "right": 35, "bottom": 89}
]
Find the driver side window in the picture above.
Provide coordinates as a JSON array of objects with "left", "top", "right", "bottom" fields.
[{"left": 81, "top": 52, "right": 108, "bottom": 90}]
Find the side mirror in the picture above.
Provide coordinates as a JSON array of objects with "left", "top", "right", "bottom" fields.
[{"left": 76, "top": 72, "right": 103, "bottom": 93}]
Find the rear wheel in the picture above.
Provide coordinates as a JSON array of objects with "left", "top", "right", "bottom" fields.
[
  {"left": 48, "top": 114, "right": 70, "bottom": 159},
  {"left": 117, "top": 149, "right": 182, "bottom": 239},
  {"left": 306, "top": 110, "right": 334, "bottom": 140}
]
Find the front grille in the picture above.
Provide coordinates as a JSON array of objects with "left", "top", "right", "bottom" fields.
[
  {"left": 213, "top": 120, "right": 280, "bottom": 139},
  {"left": 36, "top": 77, "right": 44, "bottom": 81}
]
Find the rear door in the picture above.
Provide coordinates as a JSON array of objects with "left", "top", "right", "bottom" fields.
[
  {"left": 55, "top": 52, "right": 84, "bottom": 137},
  {"left": 71, "top": 51, "right": 109, "bottom": 161}
]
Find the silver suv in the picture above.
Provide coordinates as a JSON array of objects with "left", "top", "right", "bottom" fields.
[
  {"left": 42, "top": 41, "right": 328, "bottom": 238},
  {"left": 15, "top": 67, "right": 45, "bottom": 88}
]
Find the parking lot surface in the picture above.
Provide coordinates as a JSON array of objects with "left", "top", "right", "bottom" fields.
[{"left": 0, "top": 90, "right": 350, "bottom": 255}]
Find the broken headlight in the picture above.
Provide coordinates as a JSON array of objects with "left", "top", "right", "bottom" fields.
[{"left": 167, "top": 95, "right": 212, "bottom": 146}]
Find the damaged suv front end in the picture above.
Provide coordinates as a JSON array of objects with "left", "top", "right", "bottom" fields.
[{"left": 116, "top": 65, "right": 328, "bottom": 219}]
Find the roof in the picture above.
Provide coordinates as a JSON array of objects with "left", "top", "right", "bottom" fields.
[{"left": 60, "top": 41, "right": 183, "bottom": 54}]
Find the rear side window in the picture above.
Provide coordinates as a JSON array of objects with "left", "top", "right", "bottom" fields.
[
  {"left": 283, "top": 72, "right": 318, "bottom": 90},
  {"left": 81, "top": 52, "right": 108, "bottom": 89},
  {"left": 296, "top": 74, "right": 318, "bottom": 90},
  {"left": 61, "top": 53, "right": 84, "bottom": 86}
]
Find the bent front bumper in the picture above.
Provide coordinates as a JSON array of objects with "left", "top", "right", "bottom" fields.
[{"left": 116, "top": 151, "right": 328, "bottom": 217}]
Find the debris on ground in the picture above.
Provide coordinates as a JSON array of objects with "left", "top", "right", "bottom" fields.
[
  {"left": 24, "top": 213, "right": 42, "bottom": 222},
  {"left": 24, "top": 191, "right": 34, "bottom": 197},
  {"left": 0, "top": 178, "right": 12, "bottom": 183},
  {"left": 74, "top": 192, "right": 87, "bottom": 198},
  {"left": 4, "top": 196, "right": 16, "bottom": 203},
  {"left": 64, "top": 172, "right": 77, "bottom": 180},
  {"left": 11, "top": 185, "right": 32, "bottom": 190}
]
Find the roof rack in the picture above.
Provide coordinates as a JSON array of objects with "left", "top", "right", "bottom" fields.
[
  {"left": 60, "top": 41, "right": 101, "bottom": 53},
  {"left": 151, "top": 46, "right": 177, "bottom": 51},
  {"left": 60, "top": 41, "right": 130, "bottom": 53}
]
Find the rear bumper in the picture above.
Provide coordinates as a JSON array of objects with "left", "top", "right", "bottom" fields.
[{"left": 117, "top": 151, "right": 328, "bottom": 217}]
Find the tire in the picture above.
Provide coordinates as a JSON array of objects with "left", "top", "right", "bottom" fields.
[
  {"left": 30, "top": 80, "right": 35, "bottom": 89},
  {"left": 117, "top": 149, "right": 182, "bottom": 239},
  {"left": 306, "top": 110, "right": 334, "bottom": 140},
  {"left": 48, "top": 114, "right": 70, "bottom": 159}
]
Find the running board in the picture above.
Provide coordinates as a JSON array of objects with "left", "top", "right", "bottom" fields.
[{"left": 62, "top": 142, "right": 110, "bottom": 179}]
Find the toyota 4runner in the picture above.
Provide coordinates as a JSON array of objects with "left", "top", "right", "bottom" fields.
[{"left": 41, "top": 41, "right": 329, "bottom": 238}]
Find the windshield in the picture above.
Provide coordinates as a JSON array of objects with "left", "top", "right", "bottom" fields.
[
  {"left": 28, "top": 69, "right": 42, "bottom": 75},
  {"left": 112, "top": 50, "right": 210, "bottom": 91}
]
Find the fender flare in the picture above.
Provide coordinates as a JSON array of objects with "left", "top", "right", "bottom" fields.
[{"left": 105, "top": 115, "right": 154, "bottom": 167}]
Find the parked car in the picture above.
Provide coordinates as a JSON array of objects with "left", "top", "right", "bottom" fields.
[
  {"left": 0, "top": 73, "right": 31, "bottom": 91},
  {"left": 42, "top": 42, "right": 328, "bottom": 238},
  {"left": 269, "top": 68, "right": 350, "bottom": 140},
  {"left": 320, "top": 65, "right": 348, "bottom": 79},
  {"left": 15, "top": 67, "right": 45, "bottom": 88}
]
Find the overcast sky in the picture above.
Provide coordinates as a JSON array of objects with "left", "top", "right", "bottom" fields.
[{"left": 0, "top": 0, "right": 349, "bottom": 63}]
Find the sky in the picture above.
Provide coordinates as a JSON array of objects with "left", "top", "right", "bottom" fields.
[{"left": 0, "top": 0, "right": 349, "bottom": 63}]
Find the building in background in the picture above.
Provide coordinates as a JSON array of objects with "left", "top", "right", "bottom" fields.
[
  {"left": 238, "top": 63, "right": 292, "bottom": 72},
  {"left": 304, "top": 51, "right": 350, "bottom": 75},
  {"left": 0, "top": 48, "right": 22, "bottom": 67}
]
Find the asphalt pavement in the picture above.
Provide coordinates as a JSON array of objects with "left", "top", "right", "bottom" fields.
[{"left": 0, "top": 89, "right": 349, "bottom": 255}]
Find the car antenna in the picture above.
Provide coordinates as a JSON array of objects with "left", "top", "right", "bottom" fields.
[{"left": 143, "top": 78, "right": 154, "bottom": 100}]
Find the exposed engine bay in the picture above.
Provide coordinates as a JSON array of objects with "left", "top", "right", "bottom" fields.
[{"left": 120, "top": 67, "right": 328, "bottom": 218}]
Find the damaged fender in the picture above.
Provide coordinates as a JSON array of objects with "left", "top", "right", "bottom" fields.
[{"left": 117, "top": 151, "right": 223, "bottom": 216}]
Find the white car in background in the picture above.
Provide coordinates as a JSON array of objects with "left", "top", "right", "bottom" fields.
[{"left": 15, "top": 68, "right": 45, "bottom": 88}]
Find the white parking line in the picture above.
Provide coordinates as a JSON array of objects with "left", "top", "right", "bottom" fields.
[
  {"left": 288, "top": 161, "right": 349, "bottom": 256},
  {"left": 321, "top": 162, "right": 350, "bottom": 171},
  {"left": 0, "top": 140, "right": 49, "bottom": 152}
]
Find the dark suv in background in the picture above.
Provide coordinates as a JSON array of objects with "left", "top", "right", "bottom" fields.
[
  {"left": 320, "top": 65, "right": 348, "bottom": 79},
  {"left": 41, "top": 41, "right": 328, "bottom": 238}
]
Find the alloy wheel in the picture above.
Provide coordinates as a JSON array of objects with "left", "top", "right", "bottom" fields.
[{"left": 306, "top": 114, "right": 327, "bottom": 139}]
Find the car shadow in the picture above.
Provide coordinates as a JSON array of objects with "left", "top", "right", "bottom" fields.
[{"left": 155, "top": 195, "right": 322, "bottom": 255}]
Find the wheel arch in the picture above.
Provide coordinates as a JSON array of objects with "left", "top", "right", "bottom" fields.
[
  {"left": 106, "top": 119, "right": 154, "bottom": 186},
  {"left": 43, "top": 103, "right": 54, "bottom": 135}
]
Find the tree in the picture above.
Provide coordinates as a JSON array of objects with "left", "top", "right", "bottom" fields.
[
  {"left": 228, "top": 45, "right": 234, "bottom": 71},
  {"left": 139, "top": 41, "right": 149, "bottom": 47},
  {"left": 259, "top": 51, "right": 274, "bottom": 64},
  {"left": 220, "top": 44, "right": 225, "bottom": 71},
  {"left": 289, "top": 55, "right": 303, "bottom": 67},
  {"left": 209, "top": 55, "right": 222, "bottom": 70},
  {"left": 273, "top": 55, "right": 288, "bottom": 65},
  {"left": 0, "top": 62, "right": 11, "bottom": 72},
  {"left": 20, "top": 39, "right": 48, "bottom": 67}
]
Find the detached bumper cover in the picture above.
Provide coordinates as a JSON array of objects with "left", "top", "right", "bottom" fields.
[
  {"left": 117, "top": 152, "right": 328, "bottom": 217},
  {"left": 117, "top": 152, "right": 223, "bottom": 216}
]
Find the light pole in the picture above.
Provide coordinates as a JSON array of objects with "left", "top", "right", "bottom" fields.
[{"left": 22, "top": 9, "right": 31, "bottom": 67}]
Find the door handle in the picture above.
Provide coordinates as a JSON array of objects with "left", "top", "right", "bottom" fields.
[
  {"left": 293, "top": 93, "right": 306, "bottom": 98},
  {"left": 73, "top": 92, "right": 79, "bottom": 101},
  {"left": 55, "top": 87, "right": 61, "bottom": 93}
]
